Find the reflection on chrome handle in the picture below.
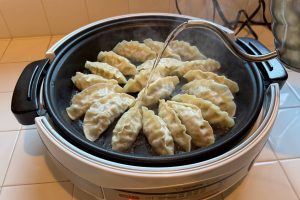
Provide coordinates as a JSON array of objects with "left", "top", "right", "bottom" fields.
[{"left": 187, "top": 19, "right": 279, "bottom": 62}]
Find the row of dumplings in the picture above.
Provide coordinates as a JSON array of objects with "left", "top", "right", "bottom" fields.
[
  {"left": 67, "top": 38, "right": 219, "bottom": 120},
  {"left": 83, "top": 92, "right": 236, "bottom": 155},
  {"left": 114, "top": 100, "right": 215, "bottom": 155},
  {"left": 66, "top": 39, "right": 239, "bottom": 155}
]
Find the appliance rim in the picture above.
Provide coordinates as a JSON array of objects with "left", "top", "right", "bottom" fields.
[{"left": 42, "top": 13, "right": 265, "bottom": 167}]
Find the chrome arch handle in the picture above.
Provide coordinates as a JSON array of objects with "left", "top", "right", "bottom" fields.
[{"left": 186, "top": 19, "right": 279, "bottom": 62}]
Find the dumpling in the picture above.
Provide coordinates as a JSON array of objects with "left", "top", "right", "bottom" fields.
[
  {"left": 97, "top": 51, "right": 137, "bottom": 76},
  {"left": 113, "top": 40, "right": 156, "bottom": 63},
  {"left": 183, "top": 70, "right": 239, "bottom": 93},
  {"left": 172, "top": 94, "right": 235, "bottom": 129},
  {"left": 136, "top": 58, "right": 183, "bottom": 75},
  {"left": 123, "top": 69, "right": 163, "bottom": 93},
  {"left": 112, "top": 104, "right": 142, "bottom": 152},
  {"left": 85, "top": 61, "right": 127, "bottom": 84},
  {"left": 142, "top": 106, "right": 174, "bottom": 155},
  {"left": 158, "top": 100, "right": 191, "bottom": 152},
  {"left": 187, "top": 79, "right": 234, "bottom": 99},
  {"left": 66, "top": 83, "right": 123, "bottom": 120},
  {"left": 71, "top": 72, "right": 118, "bottom": 90},
  {"left": 169, "top": 40, "right": 206, "bottom": 61},
  {"left": 137, "top": 76, "right": 179, "bottom": 106},
  {"left": 167, "top": 101, "right": 215, "bottom": 147},
  {"left": 182, "top": 80, "right": 236, "bottom": 116},
  {"left": 174, "top": 59, "right": 221, "bottom": 76},
  {"left": 143, "top": 38, "right": 181, "bottom": 60},
  {"left": 83, "top": 93, "right": 135, "bottom": 141}
]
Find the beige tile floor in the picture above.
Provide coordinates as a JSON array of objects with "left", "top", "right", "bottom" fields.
[
  {"left": 0, "top": 27, "right": 300, "bottom": 199},
  {"left": 0, "top": 37, "right": 50, "bottom": 63}
]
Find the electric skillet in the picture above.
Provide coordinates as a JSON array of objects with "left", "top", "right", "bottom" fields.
[{"left": 11, "top": 14, "right": 287, "bottom": 167}]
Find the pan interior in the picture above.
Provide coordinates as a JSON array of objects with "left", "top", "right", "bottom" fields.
[{"left": 44, "top": 16, "right": 263, "bottom": 166}]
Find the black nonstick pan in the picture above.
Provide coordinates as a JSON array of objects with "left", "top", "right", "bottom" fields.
[{"left": 11, "top": 14, "right": 287, "bottom": 167}]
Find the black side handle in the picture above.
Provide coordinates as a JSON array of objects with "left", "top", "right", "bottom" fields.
[
  {"left": 236, "top": 37, "right": 288, "bottom": 88},
  {"left": 11, "top": 59, "right": 50, "bottom": 125}
]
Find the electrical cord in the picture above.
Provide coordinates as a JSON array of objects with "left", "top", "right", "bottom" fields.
[
  {"left": 261, "top": 0, "right": 271, "bottom": 29},
  {"left": 230, "top": 9, "right": 259, "bottom": 39},
  {"left": 176, "top": 0, "right": 271, "bottom": 39},
  {"left": 212, "top": 0, "right": 231, "bottom": 27},
  {"left": 212, "top": 0, "right": 271, "bottom": 38},
  {"left": 235, "top": 0, "right": 262, "bottom": 36},
  {"left": 211, "top": 0, "right": 257, "bottom": 38},
  {"left": 175, "top": 0, "right": 182, "bottom": 15},
  {"left": 212, "top": 2, "right": 216, "bottom": 22}
]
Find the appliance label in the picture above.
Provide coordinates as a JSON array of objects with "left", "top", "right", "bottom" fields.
[
  {"left": 102, "top": 166, "right": 248, "bottom": 200},
  {"left": 103, "top": 182, "right": 221, "bottom": 200}
]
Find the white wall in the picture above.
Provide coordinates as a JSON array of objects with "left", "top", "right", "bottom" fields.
[{"left": 0, "top": 0, "right": 271, "bottom": 38}]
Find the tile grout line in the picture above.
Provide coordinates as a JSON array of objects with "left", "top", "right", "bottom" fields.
[
  {"left": 0, "top": 129, "right": 21, "bottom": 133},
  {"left": 0, "top": 91, "right": 13, "bottom": 95},
  {"left": 267, "top": 138, "right": 300, "bottom": 200},
  {"left": 1, "top": 36, "right": 51, "bottom": 41},
  {"left": 127, "top": 0, "right": 130, "bottom": 14},
  {"left": 279, "top": 105, "right": 300, "bottom": 110},
  {"left": 253, "top": 160, "right": 278, "bottom": 166},
  {"left": 46, "top": 36, "right": 53, "bottom": 51},
  {"left": 168, "top": 0, "right": 172, "bottom": 13},
  {"left": 253, "top": 160, "right": 300, "bottom": 200},
  {"left": 0, "top": 130, "right": 21, "bottom": 190},
  {"left": 268, "top": 134, "right": 290, "bottom": 160},
  {"left": 286, "top": 81, "right": 300, "bottom": 102},
  {"left": 0, "top": 90, "right": 14, "bottom": 94},
  {"left": 39, "top": 0, "right": 53, "bottom": 36},
  {"left": 255, "top": 139, "right": 279, "bottom": 164},
  {"left": 0, "top": 36, "right": 51, "bottom": 64},
  {"left": 20, "top": 126, "right": 37, "bottom": 131},
  {"left": 83, "top": 0, "right": 91, "bottom": 23},
  {"left": 128, "top": 0, "right": 132, "bottom": 14},
  {"left": 255, "top": 159, "right": 277, "bottom": 163},
  {"left": 267, "top": 138, "right": 300, "bottom": 161},
  {"left": 274, "top": 157, "right": 300, "bottom": 162},
  {"left": 0, "top": 9, "right": 12, "bottom": 38},
  {"left": 278, "top": 160, "right": 300, "bottom": 200},
  {"left": 0, "top": 38, "right": 12, "bottom": 62},
  {"left": 71, "top": 183, "right": 75, "bottom": 200},
  {"left": 0, "top": 60, "right": 43, "bottom": 65},
  {"left": 2, "top": 180, "right": 71, "bottom": 188}
]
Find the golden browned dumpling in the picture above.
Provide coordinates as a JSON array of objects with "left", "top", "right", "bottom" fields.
[
  {"left": 85, "top": 61, "right": 127, "bottom": 84},
  {"left": 66, "top": 83, "right": 123, "bottom": 120},
  {"left": 142, "top": 106, "right": 174, "bottom": 155},
  {"left": 143, "top": 38, "right": 181, "bottom": 60},
  {"left": 167, "top": 101, "right": 215, "bottom": 147},
  {"left": 71, "top": 72, "right": 118, "bottom": 90},
  {"left": 97, "top": 51, "right": 137, "bottom": 75},
  {"left": 158, "top": 100, "right": 191, "bottom": 152},
  {"left": 137, "top": 76, "right": 179, "bottom": 106},
  {"left": 172, "top": 94, "right": 235, "bottom": 129},
  {"left": 113, "top": 40, "right": 156, "bottom": 62},
  {"left": 112, "top": 104, "right": 142, "bottom": 152},
  {"left": 123, "top": 69, "right": 163, "bottom": 93},
  {"left": 183, "top": 70, "right": 239, "bottom": 93},
  {"left": 169, "top": 40, "right": 206, "bottom": 61},
  {"left": 182, "top": 79, "right": 236, "bottom": 116},
  {"left": 174, "top": 59, "right": 221, "bottom": 76},
  {"left": 83, "top": 93, "right": 135, "bottom": 141}
]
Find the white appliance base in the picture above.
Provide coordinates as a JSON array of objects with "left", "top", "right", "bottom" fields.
[
  {"left": 36, "top": 84, "right": 279, "bottom": 200},
  {"left": 47, "top": 149, "right": 251, "bottom": 200}
]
